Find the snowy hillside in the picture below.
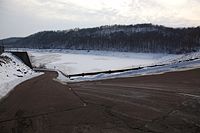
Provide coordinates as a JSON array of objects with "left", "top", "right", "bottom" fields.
[
  {"left": 2, "top": 24, "right": 200, "bottom": 54},
  {"left": 0, "top": 53, "right": 42, "bottom": 99},
  {"left": 88, "top": 24, "right": 159, "bottom": 35}
]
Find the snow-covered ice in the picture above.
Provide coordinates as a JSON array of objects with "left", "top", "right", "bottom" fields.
[
  {"left": 29, "top": 50, "right": 174, "bottom": 75},
  {"left": 0, "top": 53, "right": 42, "bottom": 99},
  {"left": 28, "top": 49, "right": 200, "bottom": 82},
  {"left": 66, "top": 51, "right": 200, "bottom": 82}
]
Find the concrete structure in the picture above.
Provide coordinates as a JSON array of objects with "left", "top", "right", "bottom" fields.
[
  {"left": 11, "top": 52, "right": 33, "bottom": 69},
  {"left": 0, "top": 46, "right": 4, "bottom": 55}
]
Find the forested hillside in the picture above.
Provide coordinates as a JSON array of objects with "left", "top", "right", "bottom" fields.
[{"left": 2, "top": 24, "right": 200, "bottom": 54}]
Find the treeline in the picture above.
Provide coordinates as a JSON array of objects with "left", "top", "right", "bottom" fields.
[{"left": 2, "top": 24, "right": 200, "bottom": 54}]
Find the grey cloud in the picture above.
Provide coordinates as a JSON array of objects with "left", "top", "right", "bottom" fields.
[{"left": 1, "top": 0, "right": 200, "bottom": 39}]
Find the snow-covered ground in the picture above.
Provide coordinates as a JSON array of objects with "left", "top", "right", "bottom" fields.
[
  {"left": 56, "top": 51, "right": 200, "bottom": 82},
  {"left": 28, "top": 49, "right": 200, "bottom": 82},
  {"left": 1, "top": 49, "right": 199, "bottom": 99},
  {"left": 0, "top": 53, "right": 42, "bottom": 99}
]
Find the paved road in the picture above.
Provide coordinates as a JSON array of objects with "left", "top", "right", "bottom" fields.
[{"left": 0, "top": 69, "right": 200, "bottom": 133}]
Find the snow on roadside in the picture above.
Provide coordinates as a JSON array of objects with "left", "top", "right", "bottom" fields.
[
  {"left": 59, "top": 59, "right": 200, "bottom": 82},
  {"left": 56, "top": 51, "right": 200, "bottom": 82},
  {"left": 0, "top": 53, "right": 43, "bottom": 99}
]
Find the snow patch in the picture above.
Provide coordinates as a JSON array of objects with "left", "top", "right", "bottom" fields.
[{"left": 0, "top": 53, "right": 43, "bottom": 99}]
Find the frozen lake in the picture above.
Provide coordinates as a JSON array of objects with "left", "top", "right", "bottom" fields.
[{"left": 29, "top": 50, "right": 177, "bottom": 75}]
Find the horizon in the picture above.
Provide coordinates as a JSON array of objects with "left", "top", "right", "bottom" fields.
[
  {"left": 1, "top": 23, "right": 200, "bottom": 40},
  {"left": 1, "top": 0, "right": 200, "bottom": 39}
]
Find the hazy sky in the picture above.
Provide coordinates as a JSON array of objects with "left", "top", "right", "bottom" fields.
[{"left": 0, "top": 0, "right": 200, "bottom": 39}]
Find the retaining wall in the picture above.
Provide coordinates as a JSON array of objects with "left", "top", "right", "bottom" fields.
[{"left": 11, "top": 52, "right": 33, "bottom": 69}]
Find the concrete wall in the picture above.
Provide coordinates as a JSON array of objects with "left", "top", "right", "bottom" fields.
[
  {"left": 0, "top": 46, "right": 4, "bottom": 55},
  {"left": 11, "top": 52, "right": 33, "bottom": 69}
]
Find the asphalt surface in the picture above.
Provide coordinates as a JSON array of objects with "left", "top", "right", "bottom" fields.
[{"left": 0, "top": 69, "right": 200, "bottom": 133}]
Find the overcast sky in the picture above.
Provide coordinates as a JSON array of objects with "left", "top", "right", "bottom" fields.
[{"left": 0, "top": 0, "right": 200, "bottom": 39}]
